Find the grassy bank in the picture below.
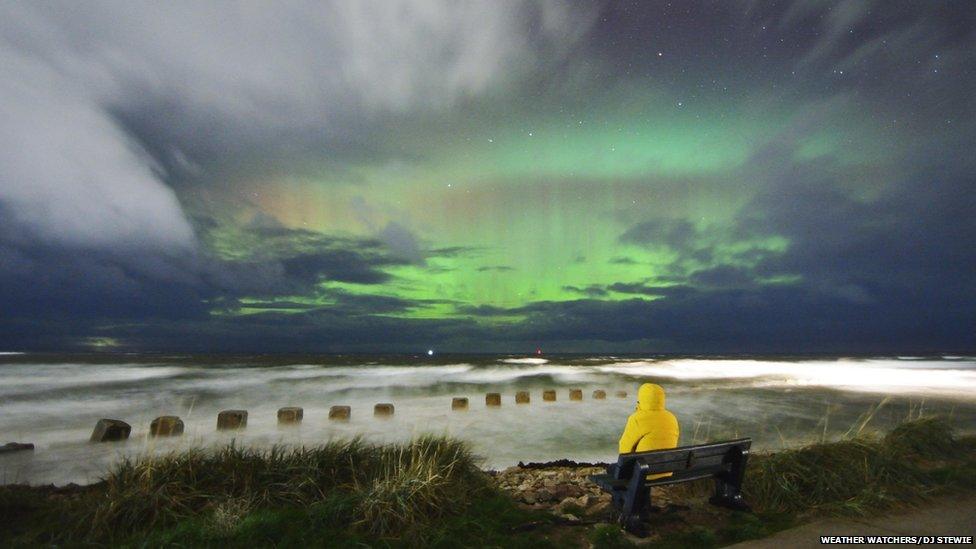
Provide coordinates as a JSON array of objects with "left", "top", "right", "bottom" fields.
[
  {"left": 1, "top": 417, "right": 974, "bottom": 548},
  {"left": 0, "top": 435, "right": 559, "bottom": 547}
]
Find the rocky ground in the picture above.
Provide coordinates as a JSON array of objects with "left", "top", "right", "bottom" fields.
[
  {"left": 488, "top": 461, "right": 752, "bottom": 546},
  {"left": 489, "top": 461, "right": 679, "bottom": 523}
]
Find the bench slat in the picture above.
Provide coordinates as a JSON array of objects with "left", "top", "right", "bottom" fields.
[
  {"left": 619, "top": 438, "right": 750, "bottom": 466},
  {"left": 639, "top": 453, "right": 728, "bottom": 474},
  {"left": 591, "top": 464, "right": 729, "bottom": 490}
]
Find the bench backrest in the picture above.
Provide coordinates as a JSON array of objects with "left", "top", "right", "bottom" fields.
[{"left": 614, "top": 438, "right": 751, "bottom": 481}]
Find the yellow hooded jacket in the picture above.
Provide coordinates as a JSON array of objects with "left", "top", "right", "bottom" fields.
[{"left": 618, "top": 384, "right": 679, "bottom": 477}]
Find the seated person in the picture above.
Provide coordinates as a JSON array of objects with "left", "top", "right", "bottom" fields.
[{"left": 618, "top": 383, "right": 679, "bottom": 479}]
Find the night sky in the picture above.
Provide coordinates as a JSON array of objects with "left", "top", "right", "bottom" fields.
[{"left": 1, "top": 1, "right": 974, "bottom": 353}]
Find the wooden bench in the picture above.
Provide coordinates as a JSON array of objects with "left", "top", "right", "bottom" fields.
[{"left": 589, "top": 438, "right": 752, "bottom": 534}]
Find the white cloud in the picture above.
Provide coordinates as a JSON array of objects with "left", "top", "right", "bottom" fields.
[{"left": 0, "top": 0, "right": 595, "bottom": 250}]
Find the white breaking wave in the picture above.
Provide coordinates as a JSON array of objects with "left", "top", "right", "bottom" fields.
[
  {"left": 594, "top": 358, "right": 976, "bottom": 398},
  {"left": 500, "top": 357, "right": 548, "bottom": 364}
]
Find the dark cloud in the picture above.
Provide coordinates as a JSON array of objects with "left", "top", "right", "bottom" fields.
[
  {"left": 608, "top": 256, "right": 639, "bottom": 265},
  {"left": 619, "top": 218, "right": 697, "bottom": 249},
  {"left": 562, "top": 285, "right": 609, "bottom": 298},
  {"left": 281, "top": 251, "right": 396, "bottom": 285},
  {"left": 428, "top": 246, "right": 484, "bottom": 258}
]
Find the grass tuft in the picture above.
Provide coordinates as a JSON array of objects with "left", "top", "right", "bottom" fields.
[
  {"left": 744, "top": 415, "right": 962, "bottom": 516},
  {"left": 883, "top": 415, "right": 957, "bottom": 458},
  {"left": 589, "top": 523, "right": 635, "bottom": 548},
  {"left": 66, "top": 435, "right": 489, "bottom": 543}
]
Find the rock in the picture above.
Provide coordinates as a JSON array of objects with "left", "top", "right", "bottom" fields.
[
  {"left": 559, "top": 513, "right": 580, "bottom": 522},
  {"left": 569, "top": 388, "right": 583, "bottom": 401},
  {"left": 0, "top": 442, "right": 34, "bottom": 454},
  {"left": 542, "top": 389, "right": 556, "bottom": 401},
  {"left": 536, "top": 488, "right": 553, "bottom": 502},
  {"left": 90, "top": 419, "right": 131, "bottom": 442},
  {"left": 217, "top": 410, "right": 248, "bottom": 430},
  {"left": 558, "top": 496, "right": 576, "bottom": 510},
  {"left": 277, "top": 407, "right": 303, "bottom": 425},
  {"left": 150, "top": 415, "right": 184, "bottom": 437},
  {"left": 328, "top": 406, "right": 351, "bottom": 420},
  {"left": 522, "top": 491, "right": 537, "bottom": 504},
  {"left": 515, "top": 391, "right": 530, "bottom": 404},
  {"left": 576, "top": 494, "right": 590, "bottom": 507},
  {"left": 592, "top": 389, "right": 607, "bottom": 399},
  {"left": 373, "top": 403, "right": 394, "bottom": 417},
  {"left": 515, "top": 459, "right": 612, "bottom": 469},
  {"left": 451, "top": 397, "right": 468, "bottom": 410},
  {"left": 551, "top": 483, "right": 584, "bottom": 499},
  {"left": 485, "top": 393, "right": 501, "bottom": 407},
  {"left": 586, "top": 500, "right": 612, "bottom": 517}
]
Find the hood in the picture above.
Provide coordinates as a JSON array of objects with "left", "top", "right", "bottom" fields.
[{"left": 637, "top": 383, "right": 666, "bottom": 411}]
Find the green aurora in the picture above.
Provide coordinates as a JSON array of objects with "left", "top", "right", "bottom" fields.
[{"left": 203, "top": 87, "right": 889, "bottom": 321}]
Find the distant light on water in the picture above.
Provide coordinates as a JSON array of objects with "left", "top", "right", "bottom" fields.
[{"left": 427, "top": 349, "right": 434, "bottom": 356}]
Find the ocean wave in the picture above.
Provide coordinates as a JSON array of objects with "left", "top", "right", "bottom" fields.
[{"left": 593, "top": 358, "right": 976, "bottom": 398}]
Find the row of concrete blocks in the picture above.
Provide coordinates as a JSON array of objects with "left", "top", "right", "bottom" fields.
[
  {"left": 88, "top": 404, "right": 390, "bottom": 442},
  {"left": 88, "top": 389, "right": 629, "bottom": 442},
  {"left": 473, "top": 388, "right": 627, "bottom": 408}
]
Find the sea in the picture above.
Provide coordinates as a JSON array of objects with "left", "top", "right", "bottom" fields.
[{"left": 1, "top": 353, "right": 975, "bottom": 486}]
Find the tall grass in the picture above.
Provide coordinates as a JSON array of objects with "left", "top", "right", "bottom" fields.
[
  {"left": 76, "top": 435, "right": 488, "bottom": 542},
  {"left": 744, "top": 415, "right": 970, "bottom": 516}
]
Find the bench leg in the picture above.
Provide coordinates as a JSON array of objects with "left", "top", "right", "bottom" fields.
[
  {"left": 710, "top": 448, "right": 751, "bottom": 512},
  {"left": 620, "top": 465, "right": 650, "bottom": 535}
]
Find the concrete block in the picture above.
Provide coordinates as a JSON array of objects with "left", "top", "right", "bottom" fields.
[
  {"left": 543, "top": 389, "right": 557, "bottom": 401},
  {"left": 485, "top": 393, "right": 502, "bottom": 406},
  {"left": 592, "top": 390, "right": 606, "bottom": 400},
  {"left": 569, "top": 389, "right": 583, "bottom": 401},
  {"left": 217, "top": 410, "right": 248, "bottom": 430},
  {"left": 329, "top": 405, "right": 351, "bottom": 420},
  {"left": 90, "top": 419, "right": 131, "bottom": 442},
  {"left": 150, "top": 415, "right": 184, "bottom": 437},
  {"left": 374, "top": 403, "right": 394, "bottom": 417},
  {"left": 615, "top": 390, "right": 628, "bottom": 398},
  {"left": 277, "top": 407, "right": 304, "bottom": 425},
  {"left": 452, "top": 397, "right": 469, "bottom": 410},
  {"left": 515, "top": 391, "right": 530, "bottom": 404},
  {"left": 0, "top": 442, "right": 34, "bottom": 454}
]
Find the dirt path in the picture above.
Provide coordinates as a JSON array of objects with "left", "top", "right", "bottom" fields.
[{"left": 729, "top": 494, "right": 976, "bottom": 548}]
